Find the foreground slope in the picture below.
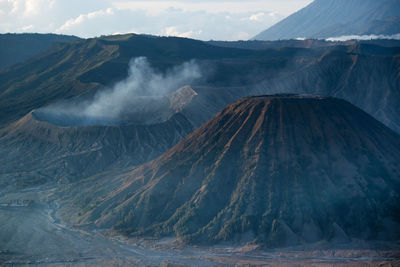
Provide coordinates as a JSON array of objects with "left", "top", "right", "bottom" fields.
[
  {"left": 70, "top": 95, "right": 400, "bottom": 247},
  {"left": 254, "top": 0, "right": 400, "bottom": 40}
]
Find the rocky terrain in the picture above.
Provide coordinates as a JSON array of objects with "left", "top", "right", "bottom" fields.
[
  {"left": 0, "top": 33, "right": 400, "bottom": 266},
  {"left": 61, "top": 95, "right": 400, "bottom": 247},
  {"left": 0, "top": 88, "right": 196, "bottom": 188},
  {"left": 1, "top": 34, "right": 399, "bottom": 135},
  {"left": 2, "top": 188, "right": 398, "bottom": 266}
]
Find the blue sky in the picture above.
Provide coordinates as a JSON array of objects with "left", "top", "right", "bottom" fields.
[{"left": 0, "top": 0, "right": 313, "bottom": 40}]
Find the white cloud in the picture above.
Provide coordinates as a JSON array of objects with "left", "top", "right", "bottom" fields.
[
  {"left": 269, "top": 12, "right": 279, "bottom": 17},
  {"left": 326, "top": 33, "right": 400, "bottom": 42},
  {"left": 163, "top": 26, "right": 202, "bottom": 38},
  {"left": 112, "top": 0, "right": 312, "bottom": 15},
  {"left": 21, "top": 24, "right": 34, "bottom": 31},
  {"left": 10, "top": 0, "right": 22, "bottom": 14},
  {"left": 0, "top": 0, "right": 313, "bottom": 40},
  {"left": 249, "top": 12, "right": 265, "bottom": 21},
  {"left": 24, "top": 0, "right": 54, "bottom": 16},
  {"left": 3, "top": 0, "right": 55, "bottom": 16},
  {"left": 52, "top": 7, "right": 284, "bottom": 40},
  {"left": 0, "top": 0, "right": 59, "bottom": 32},
  {"left": 56, "top": 8, "right": 114, "bottom": 33}
]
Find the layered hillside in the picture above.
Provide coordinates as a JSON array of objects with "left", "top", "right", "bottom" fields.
[
  {"left": 0, "top": 106, "right": 193, "bottom": 189},
  {"left": 254, "top": 0, "right": 400, "bottom": 40},
  {"left": 0, "top": 38, "right": 118, "bottom": 125},
  {"left": 0, "top": 34, "right": 264, "bottom": 126},
  {"left": 0, "top": 33, "right": 80, "bottom": 70},
  {"left": 255, "top": 47, "right": 400, "bottom": 133},
  {"left": 69, "top": 95, "right": 400, "bottom": 247},
  {"left": 188, "top": 44, "right": 400, "bottom": 133},
  {"left": 1, "top": 34, "right": 399, "bottom": 136}
]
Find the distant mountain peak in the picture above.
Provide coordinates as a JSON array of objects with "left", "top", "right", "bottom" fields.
[{"left": 253, "top": 0, "right": 400, "bottom": 40}]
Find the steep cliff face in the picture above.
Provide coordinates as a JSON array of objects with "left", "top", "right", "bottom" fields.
[
  {"left": 184, "top": 46, "right": 400, "bottom": 134},
  {"left": 254, "top": 49, "right": 400, "bottom": 133},
  {"left": 73, "top": 95, "right": 400, "bottom": 247}
]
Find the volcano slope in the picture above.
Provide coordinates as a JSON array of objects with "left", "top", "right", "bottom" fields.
[
  {"left": 0, "top": 96, "right": 196, "bottom": 191},
  {"left": 1, "top": 34, "right": 400, "bottom": 134},
  {"left": 68, "top": 95, "right": 400, "bottom": 247}
]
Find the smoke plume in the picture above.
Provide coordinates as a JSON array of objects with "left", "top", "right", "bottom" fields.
[{"left": 37, "top": 57, "right": 202, "bottom": 126}]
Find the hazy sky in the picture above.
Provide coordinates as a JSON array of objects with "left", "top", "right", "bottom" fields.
[{"left": 0, "top": 0, "right": 313, "bottom": 41}]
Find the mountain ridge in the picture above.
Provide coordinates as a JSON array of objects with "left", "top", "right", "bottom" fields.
[
  {"left": 1, "top": 34, "right": 399, "bottom": 136},
  {"left": 0, "top": 33, "right": 80, "bottom": 70},
  {"left": 254, "top": 0, "right": 400, "bottom": 40}
]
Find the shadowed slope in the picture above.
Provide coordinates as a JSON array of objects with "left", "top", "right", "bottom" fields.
[
  {"left": 1, "top": 34, "right": 399, "bottom": 135},
  {"left": 0, "top": 109, "right": 193, "bottom": 188},
  {"left": 73, "top": 95, "right": 400, "bottom": 247},
  {"left": 0, "top": 33, "right": 80, "bottom": 70}
]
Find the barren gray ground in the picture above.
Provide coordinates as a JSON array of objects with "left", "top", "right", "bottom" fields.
[{"left": 0, "top": 187, "right": 399, "bottom": 266}]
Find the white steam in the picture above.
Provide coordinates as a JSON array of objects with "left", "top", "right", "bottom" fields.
[{"left": 37, "top": 57, "right": 202, "bottom": 125}]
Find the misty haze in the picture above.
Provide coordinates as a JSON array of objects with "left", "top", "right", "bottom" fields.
[
  {"left": 35, "top": 57, "right": 202, "bottom": 126},
  {"left": 0, "top": 0, "right": 400, "bottom": 266}
]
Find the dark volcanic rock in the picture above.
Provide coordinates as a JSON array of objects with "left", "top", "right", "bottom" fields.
[
  {"left": 0, "top": 110, "right": 193, "bottom": 186},
  {"left": 0, "top": 85, "right": 200, "bottom": 188},
  {"left": 77, "top": 95, "right": 400, "bottom": 247},
  {"left": 255, "top": 48, "right": 400, "bottom": 133},
  {"left": 1, "top": 33, "right": 399, "bottom": 135}
]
